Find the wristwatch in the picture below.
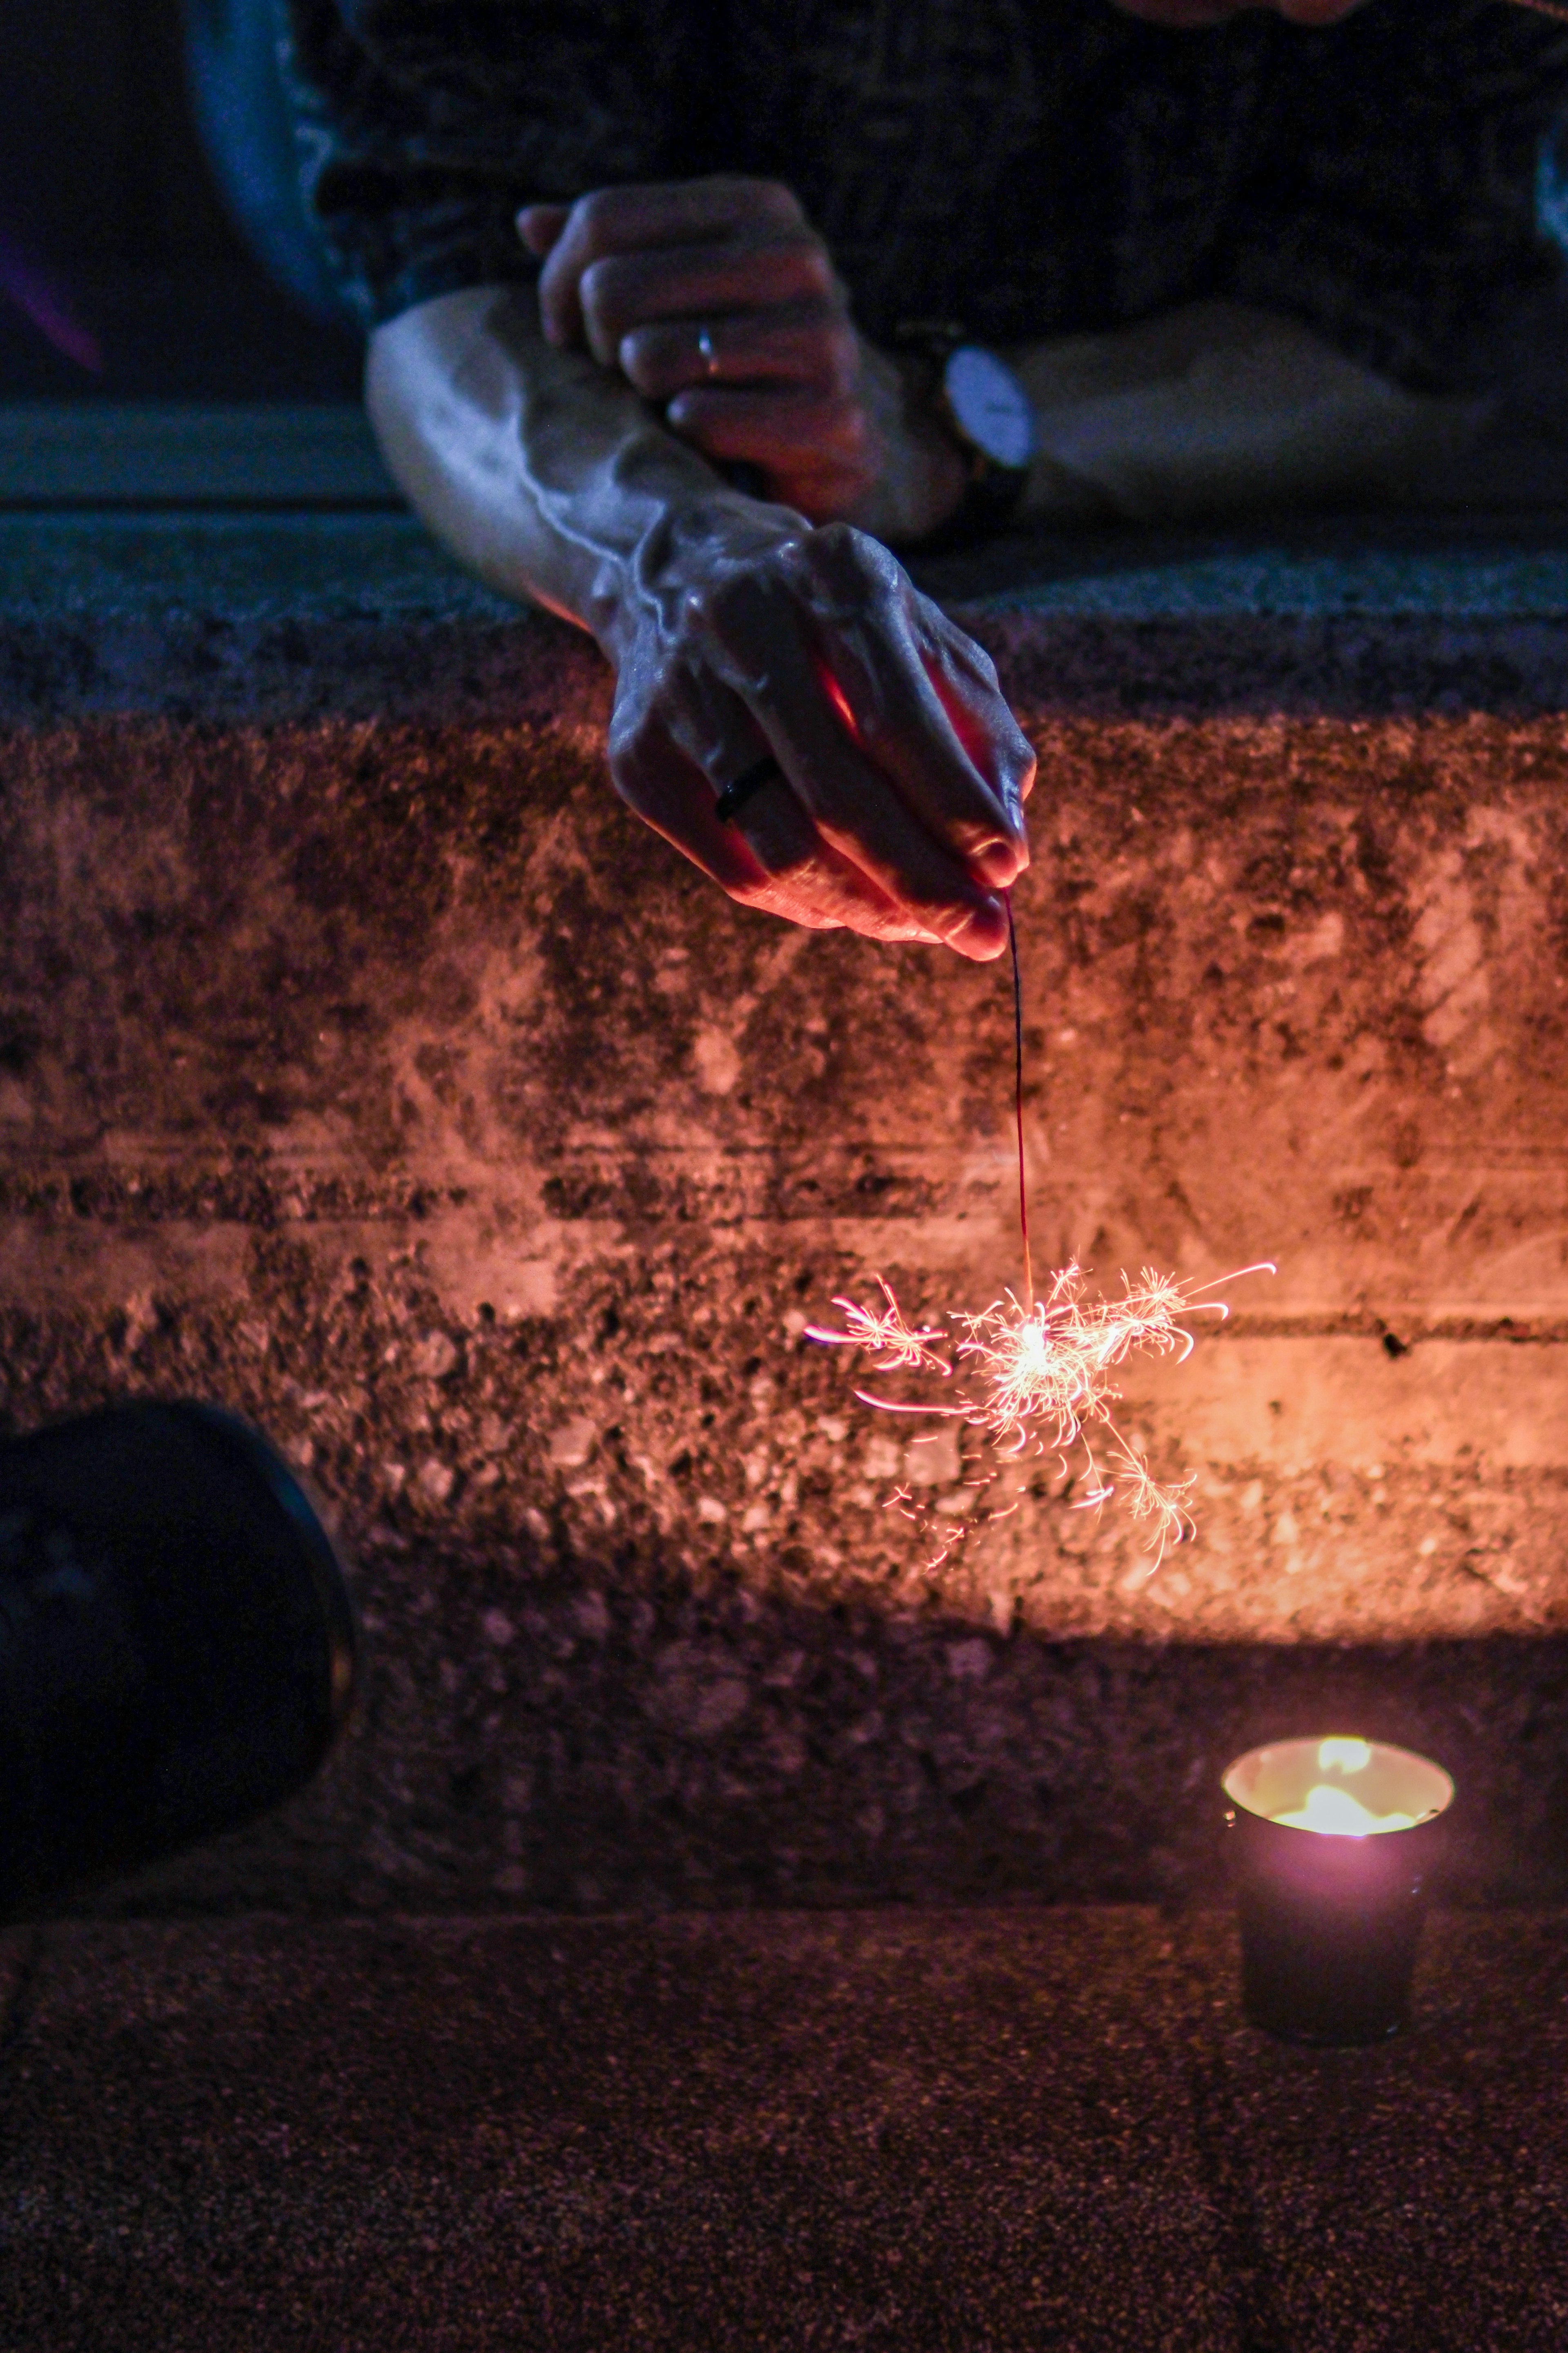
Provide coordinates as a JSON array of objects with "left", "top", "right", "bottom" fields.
[{"left": 895, "top": 321, "right": 1037, "bottom": 548}]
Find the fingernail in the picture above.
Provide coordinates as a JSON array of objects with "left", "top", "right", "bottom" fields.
[{"left": 974, "top": 836, "right": 1024, "bottom": 889}]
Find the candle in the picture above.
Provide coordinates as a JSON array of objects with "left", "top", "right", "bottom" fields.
[{"left": 1221, "top": 1737, "right": 1455, "bottom": 2045}]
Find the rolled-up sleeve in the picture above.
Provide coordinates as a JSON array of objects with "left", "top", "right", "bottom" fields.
[{"left": 277, "top": 0, "right": 708, "bottom": 329}]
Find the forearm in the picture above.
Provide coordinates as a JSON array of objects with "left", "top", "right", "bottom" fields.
[
  {"left": 365, "top": 283, "right": 785, "bottom": 658},
  {"left": 1007, "top": 300, "right": 1486, "bottom": 525}
]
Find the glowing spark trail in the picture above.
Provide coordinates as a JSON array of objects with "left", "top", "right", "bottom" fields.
[
  {"left": 807, "top": 897, "right": 1275, "bottom": 1566},
  {"left": 808, "top": 1260, "right": 1274, "bottom": 1568}
]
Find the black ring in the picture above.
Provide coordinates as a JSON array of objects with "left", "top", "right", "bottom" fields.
[{"left": 713, "top": 754, "right": 784, "bottom": 825}]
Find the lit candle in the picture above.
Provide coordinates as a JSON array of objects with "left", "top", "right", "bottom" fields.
[{"left": 1221, "top": 1736, "right": 1455, "bottom": 2045}]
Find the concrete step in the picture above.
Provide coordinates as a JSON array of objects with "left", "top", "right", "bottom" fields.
[
  {"left": 4, "top": 459, "right": 1568, "bottom": 1913},
  {"left": 2, "top": 1907, "right": 1563, "bottom": 2353}
]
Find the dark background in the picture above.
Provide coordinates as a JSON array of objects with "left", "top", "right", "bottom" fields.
[
  {"left": 0, "top": 0, "right": 361, "bottom": 399},
  {"left": 8, "top": 0, "right": 1568, "bottom": 444}
]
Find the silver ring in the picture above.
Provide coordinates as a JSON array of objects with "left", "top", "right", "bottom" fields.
[{"left": 697, "top": 325, "right": 719, "bottom": 378}]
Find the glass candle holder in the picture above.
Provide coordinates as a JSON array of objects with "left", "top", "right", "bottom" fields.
[{"left": 1221, "top": 1736, "right": 1454, "bottom": 2046}]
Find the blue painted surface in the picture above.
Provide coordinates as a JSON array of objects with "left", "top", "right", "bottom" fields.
[
  {"left": 969, "top": 542, "right": 1568, "bottom": 619},
  {"left": 8, "top": 510, "right": 1568, "bottom": 627},
  {"left": 4, "top": 401, "right": 1568, "bottom": 624},
  {"left": 0, "top": 512, "right": 505, "bottom": 622}
]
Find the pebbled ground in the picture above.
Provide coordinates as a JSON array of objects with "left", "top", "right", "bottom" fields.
[{"left": 1, "top": 1905, "right": 1564, "bottom": 2353}]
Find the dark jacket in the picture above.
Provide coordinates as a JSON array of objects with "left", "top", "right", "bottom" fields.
[{"left": 277, "top": 0, "right": 1568, "bottom": 390}]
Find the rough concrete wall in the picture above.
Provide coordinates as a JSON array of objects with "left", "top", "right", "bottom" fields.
[{"left": 3, "top": 587, "right": 1568, "bottom": 1911}]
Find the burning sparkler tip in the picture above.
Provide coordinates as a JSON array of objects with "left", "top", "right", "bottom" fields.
[{"left": 813, "top": 1256, "right": 1272, "bottom": 1564}]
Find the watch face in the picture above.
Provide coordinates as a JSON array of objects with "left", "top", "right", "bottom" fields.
[{"left": 944, "top": 347, "right": 1037, "bottom": 471}]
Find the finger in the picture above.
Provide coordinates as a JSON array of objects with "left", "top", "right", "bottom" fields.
[
  {"left": 663, "top": 385, "right": 869, "bottom": 471},
  {"left": 517, "top": 203, "right": 570, "bottom": 258},
  {"left": 619, "top": 305, "right": 856, "bottom": 402},
  {"left": 777, "top": 537, "right": 1032, "bottom": 885},
  {"left": 776, "top": 720, "right": 1011, "bottom": 959},
  {"left": 578, "top": 241, "right": 835, "bottom": 368},
  {"left": 720, "top": 757, "right": 949, "bottom": 942},
  {"left": 922, "top": 645, "right": 1038, "bottom": 816},
  {"left": 844, "top": 637, "right": 1032, "bottom": 890},
  {"left": 698, "top": 603, "right": 1009, "bottom": 958},
  {"left": 612, "top": 728, "right": 946, "bottom": 944},
  {"left": 538, "top": 178, "right": 806, "bottom": 346},
  {"left": 733, "top": 821, "right": 946, "bottom": 944}
]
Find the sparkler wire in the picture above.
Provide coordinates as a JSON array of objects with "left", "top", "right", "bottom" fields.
[
  {"left": 1006, "top": 892, "right": 1033, "bottom": 1314},
  {"left": 806, "top": 887, "right": 1276, "bottom": 1566}
]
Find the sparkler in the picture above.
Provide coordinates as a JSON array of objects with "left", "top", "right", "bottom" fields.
[
  {"left": 808, "top": 901, "right": 1273, "bottom": 1566},
  {"left": 808, "top": 1257, "right": 1270, "bottom": 1568}
]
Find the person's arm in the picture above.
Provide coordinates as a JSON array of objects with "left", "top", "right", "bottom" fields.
[
  {"left": 1009, "top": 299, "right": 1489, "bottom": 527},
  {"left": 367, "top": 248, "right": 1032, "bottom": 960}
]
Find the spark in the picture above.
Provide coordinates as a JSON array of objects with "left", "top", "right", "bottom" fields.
[
  {"left": 804, "top": 1278, "right": 949, "bottom": 1375},
  {"left": 810, "top": 1260, "right": 1274, "bottom": 1567},
  {"left": 804, "top": 893, "right": 1275, "bottom": 1571}
]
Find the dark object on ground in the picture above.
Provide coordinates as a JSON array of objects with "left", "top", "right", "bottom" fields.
[
  {"left": 0, "top": 1401, "right": 357, "bottom": 1912},
  {"left": 1230, "top": 1808, "right": 1441, "bottom": 2048}
]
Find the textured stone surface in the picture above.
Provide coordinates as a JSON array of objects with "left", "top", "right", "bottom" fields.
[
  {"left": 1, "top": 1907, "right": 1564, "bottom": 2353},
  {"left": 4, "top": 512, "right": 1568, "bottom": 1911},
  {"left": 1190, "top": 1907, "right": 1568, "bottom": 2353}
]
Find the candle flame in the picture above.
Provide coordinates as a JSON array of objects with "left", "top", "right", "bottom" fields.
[{"left": 1272, "top": 1784, "right": 1418, "bottom": 1837}]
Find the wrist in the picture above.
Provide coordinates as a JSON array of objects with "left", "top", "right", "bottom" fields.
[
  {"left": 841, "top": 346, "right": 969, "bottom": 546},
  {"left": 596, "top": 486, "right": 808, "bottom": 666},
  {"left": 881, "top": 335, "right": 1038, "bottom": 549}
]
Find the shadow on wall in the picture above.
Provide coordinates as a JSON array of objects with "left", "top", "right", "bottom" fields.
[{"left": 35, "top": 1563, "right": 1568, "bottom": 1923}]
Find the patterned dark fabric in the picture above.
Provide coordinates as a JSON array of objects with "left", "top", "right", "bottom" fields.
[{"left": 278, "top": 0, "right": 1568, "bottom": 392}]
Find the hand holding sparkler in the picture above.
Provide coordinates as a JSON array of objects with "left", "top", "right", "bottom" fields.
[
  {"left": 599, "top": 509, "right": 1034, "bottom": 959},
  {"left": 372, "top": 281, "right": 1033, "bottom": 957},
  {"left": 515, "top": 177, "right": 1035, "bottom": 959}
]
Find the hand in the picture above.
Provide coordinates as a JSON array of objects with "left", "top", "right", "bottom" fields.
[
  {"left": 603, "top": 504, "right": 1034, "bottom": 960},
  {"left": 518, "top": 178, "right": 968, "bottom": 542}
]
